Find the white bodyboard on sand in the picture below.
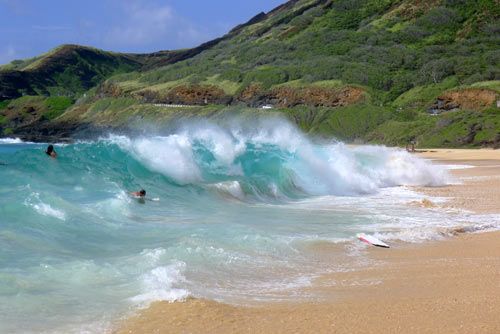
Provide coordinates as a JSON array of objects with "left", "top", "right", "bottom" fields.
[{"left": 357, "top": 233, "right": 390, "bottom": 248}]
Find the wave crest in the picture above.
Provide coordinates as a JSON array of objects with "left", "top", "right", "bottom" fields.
[{"left": 103, "top": 120, "right": 449, "bottom": 199}]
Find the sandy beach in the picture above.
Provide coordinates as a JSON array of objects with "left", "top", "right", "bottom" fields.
[{"left": 116, "top": 149, "right": 500, "bottom": 334}]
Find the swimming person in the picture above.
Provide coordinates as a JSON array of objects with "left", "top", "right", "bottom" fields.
[
  {"left": 131, "top": 189, "right": 146, "bottom": 198},
  {"left": 46, "top": 145, "right": 57, "bottom": 158},
  {"left": 131, "top": 189, "right": 147, "bottom": 204}
]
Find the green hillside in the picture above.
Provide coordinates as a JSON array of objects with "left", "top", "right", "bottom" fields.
[
  {"left": 105, "top": 0, "right": 498, "bottom": 95},
  {"left": 0, "top": 45, "right": 147, "bottom": 100},
  {"left": 1, "top": 0, "right": 499, "bottom": 147}
]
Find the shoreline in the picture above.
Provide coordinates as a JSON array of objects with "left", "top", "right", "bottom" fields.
[
  {"left": 414, "top": 148, "right": 500, "bottom": 214},
  {"left": 116, "top": 233, "right": 500, "bottom": 334},
  {"left": 115, "top": 149, "right": 500, "bottom": 334}
]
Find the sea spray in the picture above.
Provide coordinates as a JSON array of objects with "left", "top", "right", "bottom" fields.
[{"left": 106, "top": 120, "right": 450, "bottom": 196}]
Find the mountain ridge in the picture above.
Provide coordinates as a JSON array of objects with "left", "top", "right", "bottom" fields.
[{"left": 0, "top": 0, "right": 499, "bottom": 147}]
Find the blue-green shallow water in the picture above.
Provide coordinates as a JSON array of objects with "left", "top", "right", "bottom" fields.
[{"left": 0, "top": 122, "right": 496, "bottom": 333}]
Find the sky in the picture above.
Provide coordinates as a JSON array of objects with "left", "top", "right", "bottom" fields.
[{"left": 0, "top": 0, "right": 285, "bottom": 65}]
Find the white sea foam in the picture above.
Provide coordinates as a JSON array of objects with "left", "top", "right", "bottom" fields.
[
  {"left": 24, "top": 192, "right": 66, "bottom": 221},
  {"left": 289, "top": 143, "right": 449, "bottom": 196},
  {"left": 109, "top": 134, "right": 202, "bottom": 184},
  {"left": 367, "top": 211, "right": 500, "bottom": 243},
  {"left": 141, "top": 248, "right": 167, "bottom": 265},
  {"left": 277, "top": 184, "right": 500, "bottom": 244},
  {"left": 105, "top": 120, "right": 449, "bottom": 195},
  {"left": 187, "top": 125, "right": 246, "bottom": 165},
  {"left": 367, "top": 212, "right": 500, "bottom": 243},
  {"left": 32, "top": 203, "right": 66, "bottom": 221},
  {"left": 0, "top": 137, "right": 24, "bottom": 144},
  {"left": 229, "top": 117, "right": 305, "bottom": 151},
  {"left": 0, "top": 137, "right": 38, "bottom": 145},
  {"left": 89, "top": 190, "right": 131, "bottom": 220},
  {"left": 355, "top": 145, "right": 450, "bottom": 187},
  {"left": 444, "top": 164, "right": 475, "bottom": 170},
  {"left": 131, "top": 261, "right": 189, "bottom": 305}
]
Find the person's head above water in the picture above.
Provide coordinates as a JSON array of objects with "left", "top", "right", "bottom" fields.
[
  {"left": 46, "top": 145, "right": 57, "bottom": 158},
  {"left": 131, "top": 189, "right": 146, "bottom": 198}
]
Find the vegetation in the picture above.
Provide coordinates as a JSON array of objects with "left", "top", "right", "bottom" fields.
[
  {"left": 0, "top": 96, "right": 74, "bottom": 135},
  {"left": 0, "top": 45, "right": 143, "bottom": 100},
  {"left": 282, "top": 103, "right": 392, "bottom": 140},
  {"left": 43, "top": 96, "right": 74, "bottom": 120},
  {"left": 0, "top": 0, "right": 499, "bottom": 147},
  {"left": 2, "top": 127, "right": 13, "bottom": 135},
  {"left": 392, "top": 77, "right": 460, "bottom": 110},
  {"left": 369, "top": 108, "right": 500, "bottom": 148},
  {"left": 110, "top": 0, "right": 498, "bottom": 102},
  {"left": 0, "top": 100, "right": 9, "bottom": 110}
]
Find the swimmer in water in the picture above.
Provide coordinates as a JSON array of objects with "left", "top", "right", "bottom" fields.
[
  {"left": 131, "top": 189, "right": 146, "bottom": 204},
  {"left": 46, "top": 145, "right": 57, "bottom": 158},
  {"left": 131, "top": 189, "right": 146, "bottom": 198}
]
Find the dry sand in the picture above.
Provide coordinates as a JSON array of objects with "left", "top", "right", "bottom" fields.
[{"left": 116, "top": 149, "right": 500, "bottom": 334}]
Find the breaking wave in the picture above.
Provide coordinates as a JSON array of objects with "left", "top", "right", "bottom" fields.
[{"left": 5, "top": 118, "right": 496, "bottom": 334}]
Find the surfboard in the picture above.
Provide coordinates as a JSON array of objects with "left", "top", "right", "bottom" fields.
[{"left": 357, "top": 233, "right": 390, "bottom": 248}]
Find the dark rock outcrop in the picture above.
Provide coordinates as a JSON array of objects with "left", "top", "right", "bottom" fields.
[{"left": 458, "top": 123, "right": 482, "bottom": 145}]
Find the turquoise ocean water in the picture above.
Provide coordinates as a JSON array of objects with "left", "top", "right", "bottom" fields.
[{"left": 1, "top": 120, "right": 498, "bottom": 333}]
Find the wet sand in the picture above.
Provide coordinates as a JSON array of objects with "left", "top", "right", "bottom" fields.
[
  {"left": 415, "top": 148, "right": 500, "bottom": 214},
  {"left": 116, "top": 149, "right": 500, "bottom": 334}
]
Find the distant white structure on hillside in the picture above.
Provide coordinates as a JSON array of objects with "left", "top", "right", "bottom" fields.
[
  {"left": 153, "top": 103, "right": 196, "bottom": 108},
  {"left": 260, "top": 105, "right": 273, "bottom": 109}
]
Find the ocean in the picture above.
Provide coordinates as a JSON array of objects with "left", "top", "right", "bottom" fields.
[{"left": 0, "top": 119, "right": 498, "bottom": 333}]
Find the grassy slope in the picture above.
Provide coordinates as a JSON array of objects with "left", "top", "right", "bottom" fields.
[
  {"left": 0, "top": 45, "right": 144, "bottom": 100},
  {"left": 0, "top": 95, "right": 75, "bottom": 135},
  {"left": 94, "top": 0, "right": 498, "bottom": 147},
  {"left": 108, "top": 0, "right": 498, "bottom": 97},
  {"left": 2, "top": 0, "right": 500, "bottom": 146}
]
